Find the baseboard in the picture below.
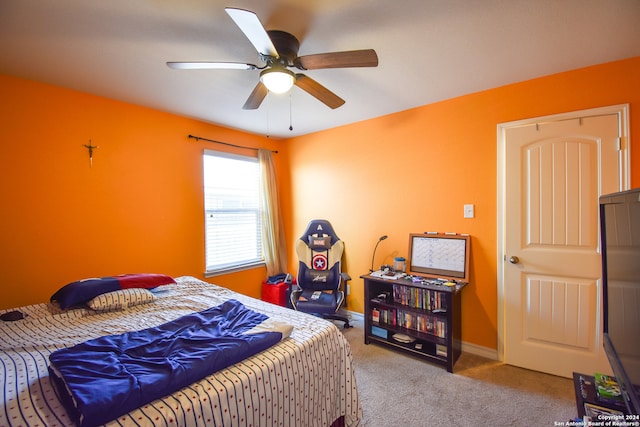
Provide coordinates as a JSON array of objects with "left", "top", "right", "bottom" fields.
[
  {"left": 346, "top": 310, "right": 364, "bottom": 323},
  {"left": 461, "top": 341, "right": 498, "bottom": 360},
  {"left": 346, "top": 310, "right": 498, "bottom": 360}
]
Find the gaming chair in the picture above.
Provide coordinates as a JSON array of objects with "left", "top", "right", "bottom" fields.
[{"left": 289, "top": 219, "right": 352, "bottom": 328}]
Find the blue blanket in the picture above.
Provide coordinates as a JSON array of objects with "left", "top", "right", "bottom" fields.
[{"left": 48, "top": 300, "right": 287, "bottom": 427}]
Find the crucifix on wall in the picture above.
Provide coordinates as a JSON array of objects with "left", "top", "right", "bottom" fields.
[{"left": 83, "top": 140, "right": 99, "bottom": 168}]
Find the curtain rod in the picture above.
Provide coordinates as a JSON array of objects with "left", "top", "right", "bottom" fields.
[{"left": 188, "top": 134, "right": 278, "bottom": 153}]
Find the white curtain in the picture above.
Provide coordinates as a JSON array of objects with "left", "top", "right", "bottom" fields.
[{"left": 258, "top": 149, "right": 288, "bottom": 277}]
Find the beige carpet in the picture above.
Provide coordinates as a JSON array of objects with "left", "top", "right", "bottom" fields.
[{"left": 341, "top": 321, "right": 577, "bottom": 426}]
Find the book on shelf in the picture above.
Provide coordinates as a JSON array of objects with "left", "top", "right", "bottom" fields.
[
  {"left": 371, "top": 326, "right": 387, "bottom": 339},
  {"left": 584, "top": 402, "right": 623, "bottom": 419},
  {"left": 392, "top": 284, "right": 447, "bottom": 312},
  {"left": 370, "top": 306, "right": 446, "bottom": 338},
  {"left": 594, "top": 373, "right": 624, "bottom": 404}
]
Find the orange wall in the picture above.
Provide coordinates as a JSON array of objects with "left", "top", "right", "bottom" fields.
[
  {"left": 283, "top": 57, "right": 640, "bottom": 351},
  {"left": 2, "top": 57, "right": 639, "bottom": 352},
  {"left": 0, "top": 74, "right": 284, "bottom": 308}
]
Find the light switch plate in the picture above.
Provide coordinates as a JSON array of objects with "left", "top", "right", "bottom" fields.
[{"left": 464, "top": 204, "right": 475, "bottom": 218}]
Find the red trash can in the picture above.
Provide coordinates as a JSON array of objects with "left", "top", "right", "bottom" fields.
[{"left": 261, "top": 278, "right": 293, "bottom": 307}]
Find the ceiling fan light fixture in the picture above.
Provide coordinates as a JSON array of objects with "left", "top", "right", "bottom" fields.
[{"left": 260, "top": 67, "right": 296, "bottom": 93}]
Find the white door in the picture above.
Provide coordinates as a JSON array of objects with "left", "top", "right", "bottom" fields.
[{"left": 498, "top": 105, "right": 629, "bottom": 378}]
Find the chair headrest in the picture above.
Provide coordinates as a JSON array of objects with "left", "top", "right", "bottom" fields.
[
  {"left": 299, "top": 219, "right": 340, "bottom": 246},
  {"left": 308, "top": 235, "right": 332, "bottom": 250}
]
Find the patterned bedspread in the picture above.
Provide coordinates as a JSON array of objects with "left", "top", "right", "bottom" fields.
[{"left": 0, "top": 276, "right": 362, "bottom": 426}]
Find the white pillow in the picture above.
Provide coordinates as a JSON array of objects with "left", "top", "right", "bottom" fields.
[{"left": 87, "top": 288, "right": 155, "bottom": 312}]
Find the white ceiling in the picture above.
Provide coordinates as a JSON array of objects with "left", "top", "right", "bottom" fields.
[{"left": 1, "top": 0, "right": 639, "bottom": 139}]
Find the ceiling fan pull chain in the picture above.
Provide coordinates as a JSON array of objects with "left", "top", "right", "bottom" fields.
[
  {"left": 289, "top": 92, "right": 293, "bottom": 131},
  {"left": 266, "top": 95, "right": 271, "bottom": 138}
]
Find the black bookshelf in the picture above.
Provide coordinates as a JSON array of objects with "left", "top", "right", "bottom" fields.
[
  {"left": 362, "top": 274, "right": 467, "bottom": 373},
  {"left": 573, "top": 373, "right": 629, "bottom": 419}
]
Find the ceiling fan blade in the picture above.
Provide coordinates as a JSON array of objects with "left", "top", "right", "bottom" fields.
[
  {"left": 225, "top": 8, "right": 278, "bottom": 58},
  {"left": 167, "top": 61, "right": 258, "bottom": 70},
  {"left": 295, "top": 49, "right": 378, "bottom": 70},
  {"left": 294, "top": 74, "right": 345, "bottom": 109},
  {"left": 243, "top": 82, "right": 269, "bottom": 110}
]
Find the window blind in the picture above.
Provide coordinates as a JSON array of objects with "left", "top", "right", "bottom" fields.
[{"left": 203, "top": 150, "right": 263, "bottom": 273}]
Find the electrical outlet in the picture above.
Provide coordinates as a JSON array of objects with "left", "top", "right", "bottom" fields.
[
  {"left": 346, "top": 284, "right": 351, "bottom": 295},
  {"left": 464, "top": 204, "right": 475, "bottom": 218}
]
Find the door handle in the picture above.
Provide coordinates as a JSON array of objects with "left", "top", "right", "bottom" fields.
[{"left": 509, "top": 256, "right": 520, "bottom": 264}]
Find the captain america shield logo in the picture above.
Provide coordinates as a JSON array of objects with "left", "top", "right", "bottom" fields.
[{"left": 312, "top": 254, "right": 328, "bottom": 270}]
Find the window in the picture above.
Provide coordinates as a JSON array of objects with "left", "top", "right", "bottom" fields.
[{"left": 203, "top": 150, "right": 263, "bottom": 274}]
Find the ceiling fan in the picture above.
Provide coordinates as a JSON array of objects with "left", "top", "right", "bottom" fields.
[{"left": 167, "top": 7, "right": 378, "bottom": 110}]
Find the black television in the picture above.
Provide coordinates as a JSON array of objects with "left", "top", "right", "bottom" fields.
[{"left": 600, "top": 188, "right": 640, "bottom": 415}]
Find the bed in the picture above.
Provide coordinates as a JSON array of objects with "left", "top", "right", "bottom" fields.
[{"left": 0, "top": 276, "right": 362, "bottom": 426}]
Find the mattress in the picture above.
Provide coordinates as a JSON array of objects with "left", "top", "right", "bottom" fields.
[{"left": 0, "top": 276, "right": 362, "bottom": 426}]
